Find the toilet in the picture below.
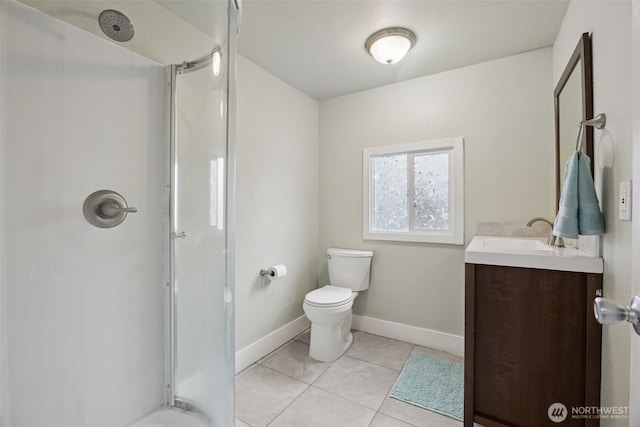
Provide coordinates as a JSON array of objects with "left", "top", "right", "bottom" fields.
[{"left": 303, "top": 248, "right": 373, "bottom": 362}]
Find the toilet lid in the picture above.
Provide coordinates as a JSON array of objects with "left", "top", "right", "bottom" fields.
[{"left": 305, "top": 286, "right": 353, "bottom": 307}]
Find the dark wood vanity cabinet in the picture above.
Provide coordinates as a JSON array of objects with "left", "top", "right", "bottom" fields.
[{"left": 465, "top": 263, "right": 602, "bottom": 427}]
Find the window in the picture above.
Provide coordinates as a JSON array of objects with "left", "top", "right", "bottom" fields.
[{"left": 363, "top": 138, "right": 464, "bottom": 244}]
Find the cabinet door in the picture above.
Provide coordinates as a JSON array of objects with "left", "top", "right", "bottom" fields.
[{"left": 469, "top": 265, "right": 600, "bottom": 426}]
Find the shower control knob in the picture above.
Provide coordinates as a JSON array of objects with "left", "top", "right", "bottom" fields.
[
  {"left": 594, "top": 296, "right": 640, "bottom": 335},
  {"left": 100, "top": 202, "right": 138, "bottom": 217},
  {"left": 83, "top": 190, "right": 138, "bottom": 228}
]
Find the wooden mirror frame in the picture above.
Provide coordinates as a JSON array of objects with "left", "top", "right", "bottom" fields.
[{"left": 554, "top": 32, "right": 593, "bottom": 208}]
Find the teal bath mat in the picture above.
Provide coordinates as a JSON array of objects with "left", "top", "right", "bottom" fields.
[{"left": 390, "top": 352, "right": 464, "bottom": 421}]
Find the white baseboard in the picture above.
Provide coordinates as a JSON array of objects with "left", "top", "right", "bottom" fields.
[
  {"left": 235, "top": 315, "right": 310, "bottom": 374},
  {"left": 234, "top": 314, "right": 463, "bottom": 374},
  {"left": 351, "top": 315, "right": 464, "bottom": 357}
]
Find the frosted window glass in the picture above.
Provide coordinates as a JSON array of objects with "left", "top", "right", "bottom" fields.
[
  {"left": 363, "top": 137, "right": 463, "bottom": 244},
  {"left": 413, "top": 153, "right": 449, "bottom": 230},
  {"left": 372, "top": 155, "right": 408, "bottom": 231}
]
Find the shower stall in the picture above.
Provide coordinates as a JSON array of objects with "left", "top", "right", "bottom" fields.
[{"left": 0, "top": 0, "right": 238, "bottom": 425}]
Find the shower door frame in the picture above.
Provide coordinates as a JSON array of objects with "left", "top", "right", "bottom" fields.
[
  {"left": 163, "top": 0, "right": 238, "bottom": 419},
  {"left": 165, "top": 62, "right": 177, "bottom": 410},
  {"left": 166, "top": 57, "right": 219, "bottom": 417},
  {"left": 165, "top": 57, "right": 227, "bottom": 419}
]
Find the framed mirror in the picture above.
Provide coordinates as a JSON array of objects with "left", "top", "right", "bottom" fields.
[{"left": 554, "top": 32, "right": 593, "bottom": 208}]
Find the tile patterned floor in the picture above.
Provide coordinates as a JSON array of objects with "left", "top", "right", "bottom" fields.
[{"left": 235, "top": 330, "right": 463, "bottom": 427}]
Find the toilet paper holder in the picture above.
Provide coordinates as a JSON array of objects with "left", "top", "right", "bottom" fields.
[
  {"left": 260, "top": 269, "right": 274, "bottom": 277},
  {"left": 260, "top": 264, "right": 287, "bottom": 280}
]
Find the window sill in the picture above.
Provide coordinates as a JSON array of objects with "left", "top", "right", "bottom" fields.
[{"left": 363, "top": 230, "right": 464, "bottom": 245}]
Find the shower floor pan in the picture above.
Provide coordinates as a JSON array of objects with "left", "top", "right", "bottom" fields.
[{"left": 130, "top": 408, "right": 206, "bottom": 427}]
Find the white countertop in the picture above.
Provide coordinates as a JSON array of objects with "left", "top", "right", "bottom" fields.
[{"left": 465, "top": 235, "right": 603, "bottom": 274}]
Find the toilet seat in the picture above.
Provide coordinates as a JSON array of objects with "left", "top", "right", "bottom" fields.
[{"left": 304, "top": 285, "right": 354, "bottom": 308}]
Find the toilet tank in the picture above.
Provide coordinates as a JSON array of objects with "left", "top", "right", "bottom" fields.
[{"left": 327, "top": 248, "right": 373, "bottom": 291}]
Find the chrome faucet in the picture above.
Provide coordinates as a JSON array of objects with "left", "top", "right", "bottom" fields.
[{"left": 525, "top": 217, "right": 565, "bottom": 248}]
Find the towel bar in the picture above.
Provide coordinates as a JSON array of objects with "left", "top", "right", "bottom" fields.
[{"left": 575, "top": 113, "right": 606, "bottom": 152}]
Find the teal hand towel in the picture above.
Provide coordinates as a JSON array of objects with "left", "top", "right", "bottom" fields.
[
  {"left": 553, "top": 152, "right": 604, "bottom": 238},
  {"left": 577, "top": 153, "right": 606, "bottom": 235}
]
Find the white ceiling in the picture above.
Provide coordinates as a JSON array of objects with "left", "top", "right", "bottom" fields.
[
  {"left": 20, "top": 0, "right": 570, "bottom": 101},
  {"left": 236, "top": 0, "right": 570, "bottom": 100}
]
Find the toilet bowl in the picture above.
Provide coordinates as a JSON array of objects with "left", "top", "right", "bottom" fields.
[
  {"left": 303, "top": 286, "right": 357, "bottom": 362},
  {"left": 303, "top": 248, "right": 373, "bottom": 362}
]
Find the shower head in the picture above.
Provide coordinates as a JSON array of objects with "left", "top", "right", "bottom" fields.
[{"left": 98, "top": 9, "right": 134, "bottom": 42}]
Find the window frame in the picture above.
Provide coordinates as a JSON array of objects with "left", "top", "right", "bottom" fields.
[{"left": 362, "top": 137, "right": 464, "bottom": 245}]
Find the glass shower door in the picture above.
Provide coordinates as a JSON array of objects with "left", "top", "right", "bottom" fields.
[{"left": 169, "top": 2, "right": 236, "bottom": 424}]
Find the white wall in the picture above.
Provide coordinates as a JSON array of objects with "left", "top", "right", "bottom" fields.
[
  {"left": 1, "top": 3, "right": 166, "bottom": 426},
  {"left": 553, "top": 1, "right": 633, "bottom": 422},
  {"left": 235, "top": 56, "right": 319, "bottom": 352},
  {"left": 319, "top": 48, "right": 554, "bottom": 336}
]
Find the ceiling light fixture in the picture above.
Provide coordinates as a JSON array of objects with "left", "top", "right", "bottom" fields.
[{"left": 365, "top": 27, "right": 416, "bottom": 65}]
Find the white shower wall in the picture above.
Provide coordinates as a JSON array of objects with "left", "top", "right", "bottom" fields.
[{"left": 1, "top": 2, "right": 166, "bottom": 426}]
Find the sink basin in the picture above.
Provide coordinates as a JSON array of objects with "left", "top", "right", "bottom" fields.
[
  {"left": 465, "top": 235, "right": 603, "bottom": 273},
  {"left": 482, "top": 237, "right": 552, "bottom": 252}
]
